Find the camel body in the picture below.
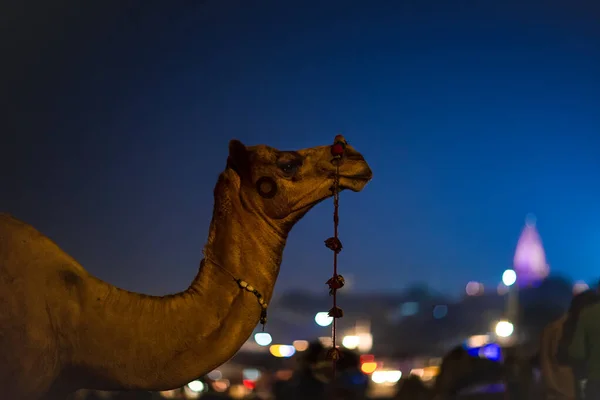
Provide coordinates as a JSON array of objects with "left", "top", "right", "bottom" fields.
[{"left": 0, "top": 139, "right": 372, "bottom": 399}]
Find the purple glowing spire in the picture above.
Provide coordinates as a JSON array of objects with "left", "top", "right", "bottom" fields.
[{"left": 513, "top": 216, "right": 549, "bottom": 286}]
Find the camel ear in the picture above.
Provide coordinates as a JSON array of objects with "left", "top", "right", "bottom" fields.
[{"left": 227, "top": 139, "right": 250, "bottom": 177}]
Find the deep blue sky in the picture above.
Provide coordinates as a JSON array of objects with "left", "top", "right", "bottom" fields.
[{"left": 2, "top": 0, "right": 599, "bottom": 296}]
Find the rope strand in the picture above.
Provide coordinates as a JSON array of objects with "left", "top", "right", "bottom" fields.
[
  {"left": 333, "top": 164, "right": 340, "bottom": 377},
  {"left": 325, "top": 134, "right": 348, "bottom": 380}
]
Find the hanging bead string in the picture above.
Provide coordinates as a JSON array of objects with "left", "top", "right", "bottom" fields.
[{"left": 325, "top": 134, "right": 348, "bottom": 377}]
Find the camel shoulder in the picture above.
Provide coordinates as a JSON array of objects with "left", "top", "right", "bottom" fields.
[{"left": 0, "top": 213, "right": 50, "bottom": 239}]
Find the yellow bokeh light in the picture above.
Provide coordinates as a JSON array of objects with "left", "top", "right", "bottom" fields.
[
  {"left": 360, "top": 362, "right": 377, "bottom": 374},
  {"left": 269, "top": 344, "right": 296, "bottom": 358},
  {"left": 270, "top": 345, "right": 282, "bottom": 357}
]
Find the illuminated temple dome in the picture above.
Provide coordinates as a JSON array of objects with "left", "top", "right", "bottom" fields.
[{"left": 513, "top": 216, "right": 549, "bottom": 286}]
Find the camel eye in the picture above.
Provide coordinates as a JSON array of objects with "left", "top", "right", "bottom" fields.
[{"left": 278, "top": 161, "right": 299, "bottom": 177}]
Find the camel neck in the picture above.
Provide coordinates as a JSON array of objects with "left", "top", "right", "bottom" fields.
[
  {"left": 191, "top": 174, "right": 287, "bottom": 306},
  {"left": 71, "top": 173, "right": 290, "bottom": 391}
]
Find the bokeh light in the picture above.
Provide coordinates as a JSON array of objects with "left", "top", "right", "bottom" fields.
[
  {"left": 465, "top": 281, "right": 484, "bottom": 296},
  {"left": 495, "top": 320, "right": 514, "bottom": 338},
  {"left": 502, "top": 269, "right": 517, "bottom": 286},
  {"left": 342, "top": 335, "right": 360, "bottom": 349},
  {"left": 466, "top": 334, "right": 490, "bottom": 348},
  {"left": 573, "top": 281, "right": 590, "bottom": 295},
  {"left": 187, "top": 380, "right": 204, "bottom": 392},
  {"left": 360, "top": 362, "right": 377, "bottom": 374},
  {"left": 207, "top": 370, "right": 222, "bottom": 380},
  {"left": 242, "top": 368, "right": 261, "bottom": 381},
  {"left": 371, "top": 370, "right": 402, "bottom": 384},
  {"left": 292, "top": 340, "right": 309, "bottom": 351},
  {"left": 269, "top": 344, "right": 296, "bottom": 358},
  {"left": 497, "top": 283, "right": 509, "bottom": 295},
  {"left": 432, "top": 305, "right": 448, "bottom": 319},
  {"left": 315, "top": 312, "right": 333, "bottom": 327},
  {"left": 254, "top": 332, "right": 272, "bottom": 346}
]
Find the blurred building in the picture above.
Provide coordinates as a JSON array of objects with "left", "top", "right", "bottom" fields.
[{"left": 513, "top": 217, "right": 550, "bottom": 287}]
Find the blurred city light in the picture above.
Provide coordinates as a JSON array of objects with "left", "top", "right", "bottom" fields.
[
  {"left": 254, "top": 332, "right": 272, "bottom": 346},
  {"left": 229, "top": 384, "right": 250, "bottom": 399},
  {"left": 409, "top": 366, "right": 439, "bottom": 382},
  {"left": 183, "top": 386, "right": 201, "bottom": 399},
  {"left": 573, "top": 281, "right": 590, "bottom": 295},
  {"left": 497, "top": 283, "right": 509, "bottom": 295},
  {"left": 187, "top": 380, "right": 204, "bottom": 392},
  {"left": 465, "top": 281, "right": 484, "bottom": 296},
  {"left": 342, "top": 335, "right": 360, "bottom": 349},
  {"left": 495, "top": 320, "right": 514, "bottom": 338},
  {"left": 478, "top": 343, "right": 501, "bottom": 362},
  {"left": 242, "top": 379, "right": 255, "bottom": 390},
  {"left": 359, "top": 354, "right": 378, "bottom": 374},
  {"left": 371, "top": 370, "right": 402, "bottom": 384},
  {"left": 400, "top": 302, "right": 419, "bottom": 316},
  {"left": 356, "top": 332, "right": 373, "bottom": 352},
  {"left": 207, "top": 370, "right": 222, "bottom": 380},
  {"left": 360, "top": 354, "right": 375, "bottom": 363},
  {"left": 432, "top": 304, "right": 448, "bottom": 319},
  {"left": 242, "top": 368, "right": 261, "bottom": 381},
  {"left": 502, "top": 269, "right": 517, "bottom": 286},
  {"left": 292, "top": 340, "right": 309, "bottom": 351},
  {"left": 466, "top": 334, "right": 490, "bottom": 348},
  {"left": 275, "top": 369, "right": 294, "bottom": 381},
  {"left": 269, "top": 344, "right": 296, "bottom": 358},
  {"left": 315, "top": 312, "right": 333, "bottom": 327},
  {"left": 360, "top": 362, "right": 377, "bottom": 374},
  {"left": 212, "top": 379, "right": 230, "bottom": 392}
]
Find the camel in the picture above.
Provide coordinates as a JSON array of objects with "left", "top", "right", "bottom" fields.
[{"left": 0, "top": 138, "right": 372, "bottom": 400}]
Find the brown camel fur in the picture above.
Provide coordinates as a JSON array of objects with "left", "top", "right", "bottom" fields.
[{"left": 0, "top": 138, "right": 372, "bottom": 400}]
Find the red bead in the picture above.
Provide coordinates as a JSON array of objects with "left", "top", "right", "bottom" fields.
[{"left": 331, "top": 143, "right": 344, "bottom": 156}]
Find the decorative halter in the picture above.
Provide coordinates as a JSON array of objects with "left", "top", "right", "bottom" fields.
[
  {"left": 205, "top": 257, "right": 269, "bottom": 330},
  {"left": 324, "top": 134, "right": 348, "bottom": 375}
]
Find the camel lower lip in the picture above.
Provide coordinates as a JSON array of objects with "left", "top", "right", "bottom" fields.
[{"left": 340, "top": 175, "right": 372, "bottom": 181}]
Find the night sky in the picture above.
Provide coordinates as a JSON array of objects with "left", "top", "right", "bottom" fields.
[{"left": 2, "top": 0, "right": 599, "bottom": 297}]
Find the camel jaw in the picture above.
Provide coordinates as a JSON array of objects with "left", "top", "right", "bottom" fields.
[{"left": 339, "top": 174, "right": 372, "bottom": 192}]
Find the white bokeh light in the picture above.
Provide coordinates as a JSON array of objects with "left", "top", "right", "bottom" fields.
[
  {"left": 315, "top": 312, "right": 333, "bottom": 327},
  {"left": 187, "top": 380, "right": 204, "bottom": 392},
  {"left": 342, "top": 335, "right": 360, "bottom": 349},
  {"left": 495, "top": 320, "right": 514, "bottom": 338},
  {"left": 254, "top": 332, "right": 272, "bottom": 346},
  {"left": 502, "top": 269, "right": 517, "bottom": 286}
]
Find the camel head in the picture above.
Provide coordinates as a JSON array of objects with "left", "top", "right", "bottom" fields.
[{"left": 224, "top": 137, "right": 372, "bottom": 229}]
